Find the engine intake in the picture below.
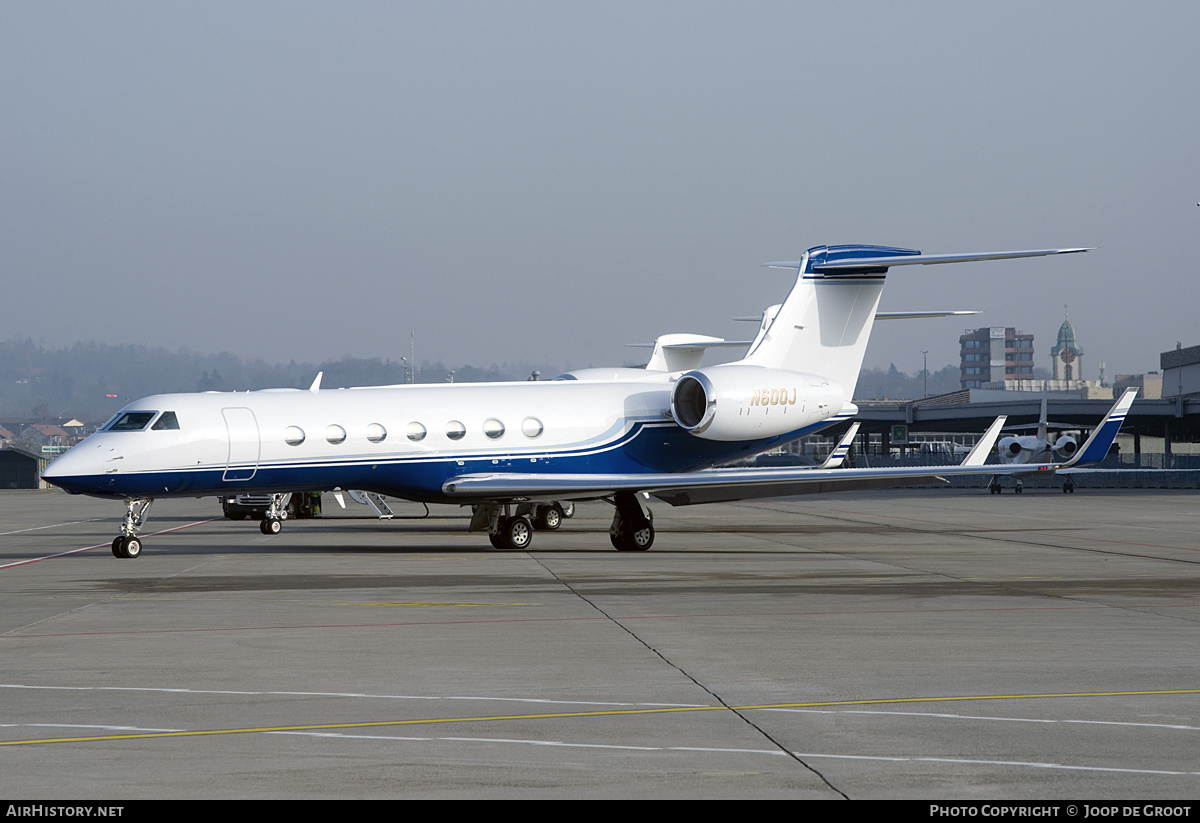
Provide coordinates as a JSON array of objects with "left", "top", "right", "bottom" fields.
[{"left": 669, "top": 364, "right": 844, "bottom": 441}]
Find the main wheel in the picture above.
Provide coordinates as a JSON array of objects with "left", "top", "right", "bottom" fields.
[
  {"left": 534, "top": 504, "right": 563, "bottom": 531},
  {"left": 501, "top": 516, "right": 533, "bottom": 550},
  {"left": 488, "top": 531, "right": 507, "bottom": 550},
  {"left": 613, "top": 522, "right": 654, "bottom": 552},
  {"left": 560, "top": 502, "right": 575, "bottom": 518}
]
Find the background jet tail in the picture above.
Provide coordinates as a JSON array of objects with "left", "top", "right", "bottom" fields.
[{"left": 1057, "top": 388, "right": 1138, "bottom": 468}]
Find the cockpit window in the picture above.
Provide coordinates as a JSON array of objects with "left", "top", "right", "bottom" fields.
[
  {"left": 106, "top": 411, "right": 157, "bottom": 431},
  {"left": 151, "top": 411, "right": 180, "bottom": 430}
]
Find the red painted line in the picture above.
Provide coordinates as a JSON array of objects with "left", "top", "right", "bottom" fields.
[
  {"left": 6, "top": 602, "right": 1199, "bottom": 640},
  {"left": 0, "top": 519, "right": 217, "bottom": 571},
  {"left": 781, "top": 503, "right": 1200, "bottom": 553}
]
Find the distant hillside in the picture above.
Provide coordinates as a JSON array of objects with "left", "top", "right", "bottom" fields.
[
  {"left": 2, "top": 336, "right": 1021, "bottom": 423},
  {"left": 853, "top": 363, "right": 962, "bottom": 400},
  {"left": 0, "top": 337, "right": 564, "bottom": 423}
]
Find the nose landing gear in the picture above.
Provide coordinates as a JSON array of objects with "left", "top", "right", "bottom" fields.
[
  {"left": 111, "top": 498, "right": 154, "bottom": 558},
  {"left": 258, "top": 493, "right": 292, "bottom": 535}
]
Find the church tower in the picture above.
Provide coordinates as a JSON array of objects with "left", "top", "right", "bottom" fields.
[{"left": 1051, "top": 313, "right": 1085, "bottom": 382}]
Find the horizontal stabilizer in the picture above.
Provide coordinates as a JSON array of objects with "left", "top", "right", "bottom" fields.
[
  {"left": 877, "top": 311, "right": 981, "bottom": 320},
  {"left": 764, "top": 248, "right": 1089, "bottom": 274}
]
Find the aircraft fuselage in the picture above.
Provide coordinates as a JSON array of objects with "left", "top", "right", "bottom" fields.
[{"left": 45, "top": 376, "right": 842, "bottom": 502}]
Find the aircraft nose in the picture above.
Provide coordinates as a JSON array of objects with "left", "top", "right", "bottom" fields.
[{"left": 41, "top": 441, "right": 113, "bottom": 493}]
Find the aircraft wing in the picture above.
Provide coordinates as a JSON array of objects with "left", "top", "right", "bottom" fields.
[
  {"left": 442, "top": 462, "right": 1022, "bottom": 507},
  {"left": 443, "top": 414, "right": 1013, "bottom": 507}
]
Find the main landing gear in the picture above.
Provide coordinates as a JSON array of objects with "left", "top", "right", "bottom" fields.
[
  {"left": 258, "top": 493, "right": 292, "bottom": 535},
  {"left": 111, "top": 498, "right": 153, "bottom": 558},
  {"left": 468, "top": 496, "right": 650, "bottom": 552},
  {"left": 988, "top": 477, "right": 1023, "bottom": 494},
  {"left": 470, "top": 503, "right": 535, "bottom": 550},
  {"left": 1063, "top": 478, "right": 1076, "bottom": 494},
  {"left": 609, "top": 491, "right": 654, "bottom": 552}
]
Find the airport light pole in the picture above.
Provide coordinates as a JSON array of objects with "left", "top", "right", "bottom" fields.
[{"left": 922, "top": 350, "right": 928, "bottom": 397}]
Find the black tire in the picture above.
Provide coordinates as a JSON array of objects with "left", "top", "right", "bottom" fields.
[
  {"left": 502, "top": 516, "right": 533, "bottom": 550},
  {"left": 613, "top": 522, "right": 654, "bottom": 552},
  {"left": 534, "top": 505, "right": 563, "bottom": 531},
  {"left": 488, "top": 532, "right": 506, "bottom": 550},
  {"left": 560, "top": 502, "right": 575, "bottom": 519},
  {"left": 112, "top": 536, "right": 124, "bottom": 558},
  {"left": 261, "top": 518, "right": 282, "bottom": 535}
]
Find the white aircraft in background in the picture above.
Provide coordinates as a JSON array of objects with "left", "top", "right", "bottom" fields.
[
  {"left": 46, "top": 243, "right": 1117, "bottom": 559},
  {"left": 988, "top": 389, "right": 1137, "bottom": 494}
]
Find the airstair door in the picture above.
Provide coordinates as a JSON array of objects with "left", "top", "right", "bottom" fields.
[{"left": 222, "top": 407, "right": 260, "bottom": 481}]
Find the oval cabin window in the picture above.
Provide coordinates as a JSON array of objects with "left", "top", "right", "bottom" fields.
[
  {"left": 326, "top": 425, "right": 347, "bottom": 445},
  {"left": 284, "top": 426, "right": 306, "bottom": 446},
  {"left": 366, "top": 423, "right": 387, "bottom": 443}
]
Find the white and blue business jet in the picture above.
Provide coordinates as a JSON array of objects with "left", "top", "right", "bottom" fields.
[{"left": 44, "top": 244, "right": 1128, "bottom": 559}]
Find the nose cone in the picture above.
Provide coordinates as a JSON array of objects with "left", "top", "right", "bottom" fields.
[{"left": 41, "top": 440, "right": 115, "bottom": 496}]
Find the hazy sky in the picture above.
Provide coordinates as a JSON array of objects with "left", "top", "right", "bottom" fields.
[{"left": 3, "top": 2, "right": 1197, "bottom": 379}]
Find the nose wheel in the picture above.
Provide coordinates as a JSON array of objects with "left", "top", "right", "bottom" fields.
[
  {"left": 110, "top": 498, "right": 153, "bottom": 559},
  {"left": 111, "top": 535, "right": 143, "bottom": 558},
  {"left": 258, "top": 493, "right": 293, "bottom": 535}
]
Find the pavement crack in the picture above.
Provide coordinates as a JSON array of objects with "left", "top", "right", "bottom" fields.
[{"left": 526, "top": 552, "right": 849, "bottom": 798}]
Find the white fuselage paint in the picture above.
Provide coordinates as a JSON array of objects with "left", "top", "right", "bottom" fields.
[{"left": 45, "top": 372, "right": 842, "bottom": 501}]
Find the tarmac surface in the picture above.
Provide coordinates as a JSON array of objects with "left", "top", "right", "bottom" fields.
[{"left": 2, "top": 487, "right": 1199, "bottom": 799}]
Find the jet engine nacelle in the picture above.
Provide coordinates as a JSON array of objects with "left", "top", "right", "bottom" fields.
[
  {"left": 1053, "top": 434, "right": 1078, "bottom": 458},
  {"left": 670, "top": 364, "right": 844, "bottom": 441}
]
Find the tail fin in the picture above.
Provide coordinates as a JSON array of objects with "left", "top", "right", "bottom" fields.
[
  {"left": 1057, "top": 388, "right": 1137, "bottom": 468},
  {"left": 741, "top": 245, "right": 919, "bottom": 397},
  {"left": 739, "top": 245, "right": 1089, "bottom": 398}
]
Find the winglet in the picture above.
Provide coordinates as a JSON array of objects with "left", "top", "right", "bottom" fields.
[
  {"left": 819, "top": 422, "right": 860, "bottom": 469},
  {"left": 961, "top": 416, "right": 1007, "bottom": 466},
  {"left": 1057, "top": 388, "right": 1138, "bottom": 468},
  {"left": 309, "top": 372, "right": 323, "bottom": 393}
]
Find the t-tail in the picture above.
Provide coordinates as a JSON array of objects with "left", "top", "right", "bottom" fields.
[
  {"left": 743, "top": 245, "right": 917, "bottom": 397},
  {"left": 1055, "top": 388, "right": 1138, "bottom": 469},
  {"left": 668, "top": 244, "right": 1086, "bottom": 445},
  {"left": 741, "top": 244, "right": 1090, "bottom": 398}
]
